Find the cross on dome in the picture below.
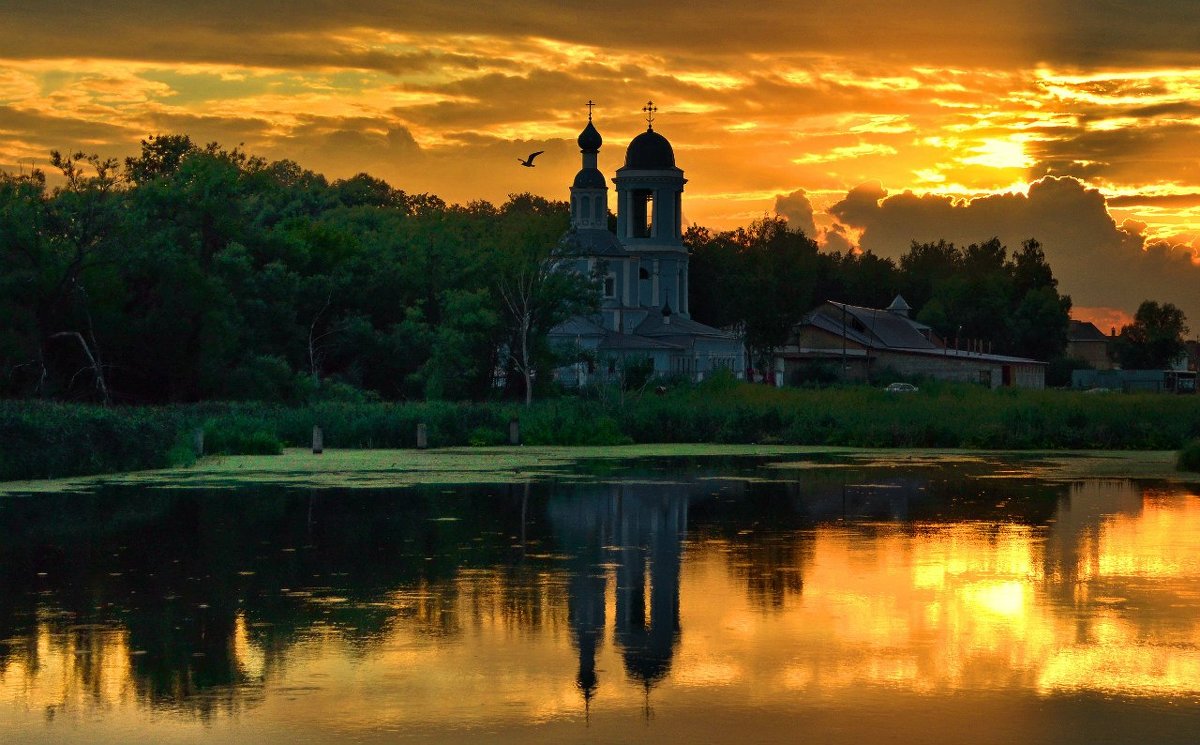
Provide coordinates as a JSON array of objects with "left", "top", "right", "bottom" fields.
[
  {"left": 586, "top": 99, "right": 596, "bottom": 121},
  {"left": 643, "top": 100, "right": 657, "bottom": 130}
]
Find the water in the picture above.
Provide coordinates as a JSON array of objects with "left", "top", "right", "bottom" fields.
[{"left": 1, "top": 454, "right": 1199, "bottom": 743}]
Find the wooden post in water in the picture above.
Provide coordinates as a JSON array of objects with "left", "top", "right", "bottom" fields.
[
  {"left": 509, "top": 417, "right": 521, "bottom": 446},
  {"left": 312, "top": 426, "right": 323, "bottom": 454},
  {"left": 416, "top": 423, "right": 428, "bottom": 449},
  {"left": 192, "top": 428, "right": 205, "bottom": 457}
]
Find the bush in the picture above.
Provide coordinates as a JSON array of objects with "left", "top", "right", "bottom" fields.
[
  {"left": 203, "top": 420, "right": 284, "bottom": 455},
  {"left": 0, "top": 402, "right": 186, "bottom": 480},
  {"left": 1180, "top": 440, "right": 1200, "bottom": 472},
  {"left": 468, "top": 426, "right": 506, "bottom": 446}
]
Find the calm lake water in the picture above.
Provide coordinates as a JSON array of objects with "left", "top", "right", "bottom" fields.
[{"left": 1, "top": 454, "right": 1199, "bottom": 744}]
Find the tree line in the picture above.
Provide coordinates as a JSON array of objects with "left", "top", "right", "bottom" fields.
[
  {"left": 1, "top": 135, "right": 594, "bottom": 404},
  {"left": 0, "top": 135, "right": 1187, "bottom": 405}
]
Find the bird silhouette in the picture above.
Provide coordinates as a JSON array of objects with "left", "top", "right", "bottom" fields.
[{"left": 518, "top": 150, "right": 544, "bottom": 167}]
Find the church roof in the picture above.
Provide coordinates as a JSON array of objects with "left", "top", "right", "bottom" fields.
[
  {"left": 565, "top": 228, "right": 625, "bottom": 256},
  {"left": 624, "top": 129, "right": 675, "bottom": 169},
  {"left": 633, "top": 313, "right": 739, "bottom": 340},
  {"left": 572, "top": 167, "right": 606, "bottom": 189},
  {"left": 599, "top": 331, "right": 682, "bottom": 351},
  {"left": 550, "top": 316, "right": 608, "bottom": 337},
  {"left": 578, "top": 120, "right": 602, "bottom": 152}
]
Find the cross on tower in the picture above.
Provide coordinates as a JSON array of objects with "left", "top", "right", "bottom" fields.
[
  {"left": 586, "top": 99, "right": 596, "bottom": 121},
  {"left": 643, "top": 100, "right": 657, "bottom": 130}
]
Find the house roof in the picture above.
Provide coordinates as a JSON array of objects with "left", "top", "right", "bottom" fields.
[
  {"left": 1068, "top": 319, "right": 1110, "bottom": 342},
  {"left": 822, "top": 301, "right": 939, "bottom": 350},
  {"left": 797, "top": 300, "right": 1044, "bottom": 365}
]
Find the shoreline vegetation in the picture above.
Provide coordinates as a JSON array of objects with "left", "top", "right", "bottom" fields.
[{"left": 4, "top": 378, "right": 1200, "bottom": 482}]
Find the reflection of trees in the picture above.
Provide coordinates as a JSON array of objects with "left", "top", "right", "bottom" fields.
[
  {"left": 726, "top": 534, "right": 809, "bottom": 609},
  {"left": 0, "top": 483, "right": 535, "bottom": 717}
]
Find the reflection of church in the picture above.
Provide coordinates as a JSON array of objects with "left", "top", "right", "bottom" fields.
[
  {"left": 546, "top": 482, "right": 689, "bottom": 707},
  {"left": 549, "top": 102, "right": 744, "bottom": 384}
]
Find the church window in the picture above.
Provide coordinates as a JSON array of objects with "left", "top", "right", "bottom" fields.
[
  {"left": 594, "top": 197, "right": 603, "bottom": 222},
  {"left": 631, "top": 189, "right": 654, "bottom": 238},
  {"left": 581, "top": 195, "right": 591, "bottom": 221},
  {"left": 603, "top": 273, "right": 616, "bottom": 299},
  {"left": 639, "top": 267, "right": 650, "bottom": 280}
]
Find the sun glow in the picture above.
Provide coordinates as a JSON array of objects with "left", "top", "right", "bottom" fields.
[{"left": 960, "top": 137, "right": 1033, "bottom": 169}]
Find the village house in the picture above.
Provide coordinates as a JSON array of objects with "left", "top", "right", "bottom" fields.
[
  {"left": 548, "top": 104, "right": 744, "bottom": 385},
  {"left": 1065, "top": 320, "right": 1115, "bottom": 370},
  {"left": 774, "top": 296, "right": 1046, "bottom": 389}
]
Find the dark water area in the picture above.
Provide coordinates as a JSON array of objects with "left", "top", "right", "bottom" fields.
[{"left": 1, "top": 455, "right": 1198, "bottom": 743}]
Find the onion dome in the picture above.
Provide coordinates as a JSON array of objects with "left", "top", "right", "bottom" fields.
[
  {"left": 572, "top": 167, "right": 606, "bottom": 188},
  {"left": 624, "top": 129, "right": 675, "bottom": 169},
  {"left": 578, "top": 120, "right": 602, "bottom": 152}
]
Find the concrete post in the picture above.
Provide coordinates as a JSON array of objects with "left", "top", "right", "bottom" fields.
[
  {"left": 192, "top": 428, "right": 205, "bottom": 457},
  {"left": 416, "top": 423, "right": 428, "bottom": 449},
  {"left": 312, "top": 426, "right": 323, "bottom": 455},
  {"left": 509, "top": 417, "right": 521, "bottom": 446}
]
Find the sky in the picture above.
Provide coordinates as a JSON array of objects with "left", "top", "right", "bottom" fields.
[{"left": 2, "top": 1, "right": 1199, "bottom": 328}]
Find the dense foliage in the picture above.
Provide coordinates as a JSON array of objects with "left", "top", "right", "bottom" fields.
[
  {"left": 1115, "top": 300, "right": 1190, "bottom": 370},
  {"left": 0, "top": 136, "right": 594, "bottom": 405}
]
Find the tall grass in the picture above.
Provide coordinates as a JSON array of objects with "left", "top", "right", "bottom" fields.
[
  {"left": 1180, "top": 440, "right": 1200, "bottom": 472},
  {"left": 4, "top": 382, "right": 1200, "bottom": 481},
  {"left": 0, "top": 401, "right": 190, "bottom": 480}
]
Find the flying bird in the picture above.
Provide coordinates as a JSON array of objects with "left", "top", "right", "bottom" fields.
[{"left": 518, "top": 150, "right": 544, "bottom": 167}]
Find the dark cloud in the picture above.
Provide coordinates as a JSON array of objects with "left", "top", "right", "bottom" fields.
[
  {"left": 1028, "top": 122, "right": 1200, "bottom": 185},
  {"left": 828, "top": 176, "right": 1200, "bottom": 322},
  {"left": 821, "top": 223, "right": 855, "bottom": 254},
  {"left": 774, "top": 188, "right": 817, "bottom": 236},
  {"left": 6, "top": 1, "right": 1200, "bottom": 69}
]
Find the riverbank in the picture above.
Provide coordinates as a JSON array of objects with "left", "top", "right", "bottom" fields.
[
  {"left": 3, "top": 381, "right": 1200, "bottom": 481},
  {"left": 2, "top": 445, "right": 1197, "bottom": 495}
]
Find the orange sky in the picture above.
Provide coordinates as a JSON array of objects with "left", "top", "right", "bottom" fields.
[{"left": 2, "top": 1, "right": 1199, "bottom": 326}]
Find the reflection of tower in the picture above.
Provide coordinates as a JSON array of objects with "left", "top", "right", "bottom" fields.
[
  {"left": 613, "top": 484, "right": 687, "bottom": 691},
  {"left": 546, "top": 482, "right": 689, "bottom": 711},
  {"left": 546, "top": 488, "right": 614, "bottom": 709}
]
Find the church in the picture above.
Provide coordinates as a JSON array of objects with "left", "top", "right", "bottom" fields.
[{"left": 548, "top": 103, "right": 744, "bottom": 385}]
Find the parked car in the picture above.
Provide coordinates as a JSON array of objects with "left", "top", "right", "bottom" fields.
[{"left": 884, "top": 382, "right": 919, "bottom": 393}]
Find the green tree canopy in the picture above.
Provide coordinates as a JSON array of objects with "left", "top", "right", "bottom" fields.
[{"left": 1115, "top": 300, "right": 1189, "bottom": 369}]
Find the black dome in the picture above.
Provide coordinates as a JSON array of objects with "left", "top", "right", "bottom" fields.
[
  {"left": 624, "top": 129, "right": 675, "bottom": 169},
  {"left": 572, "top": 167, "right": 606, "bottom": 189},
  {"left": 577, "top": 120, "right": 602, "bottom": 151}
]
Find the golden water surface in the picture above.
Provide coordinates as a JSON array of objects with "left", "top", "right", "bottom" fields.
[{"left": 1, "top": 475, "right": 1198, "bottom": 743}]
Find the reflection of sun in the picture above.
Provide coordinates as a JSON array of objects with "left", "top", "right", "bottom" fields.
[{"left": 962, "top": 580, "right": 1027, "bottom": 617}]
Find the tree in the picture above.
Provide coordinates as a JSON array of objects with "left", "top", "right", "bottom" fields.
[
  {"left": 1115, "top": 301, "right": 1189, "bottom": 369},
  {"left": 689, "top": 217, "right": 823, "bottom": 368},
  {"left": 492, "top": 197, "right": 597, "bottom": 405}
]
